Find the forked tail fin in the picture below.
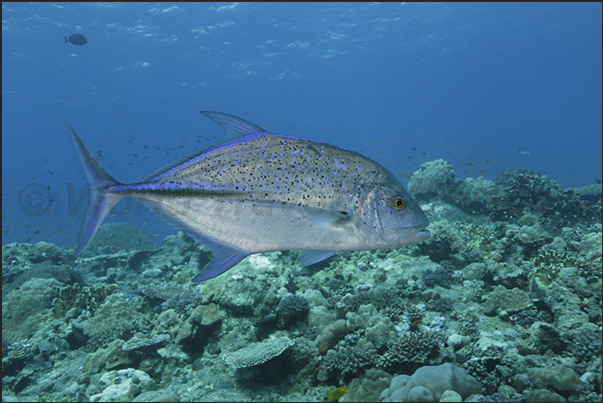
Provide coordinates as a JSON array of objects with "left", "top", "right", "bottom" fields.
[{"left": 66, "top": 123, "right": 124, "bottom": 255}]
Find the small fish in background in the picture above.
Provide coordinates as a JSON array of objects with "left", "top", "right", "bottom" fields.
[
  {"left": 63, "top": 34, "right": 87, "bottom": 46},
  {"left": 518, "top": 147, "right": 531, "bottom": 157},
  {"left": 67, "top": 112, "right": 430, "bottom": 281},
  {"left": 328, "top": 385, "right": 350, "bottom": 401}
]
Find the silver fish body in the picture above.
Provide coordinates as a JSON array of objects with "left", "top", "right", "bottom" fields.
[{"left": 68, "top": 112, "right": 430, "bottom": 281}]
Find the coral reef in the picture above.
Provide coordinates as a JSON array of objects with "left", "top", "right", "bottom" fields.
[
  {"left": 83, "top": 292, "right": 151, "bottom": 351},
  {"left": 222, "top": 337, "right": 295, "bottom": 369},
  {"left": 483, "top": 285, "right": 532, "bottom": 317},
  {"left": 2, "top": 277, "right": 62, "bottom": 342},
  {"left": 88, "top": 368, "right": 157, "bottom": 402},
  {"left": 2, "top": 160, "right": 601, "bottom": 402},
  {"left": 53, "top": 283, "right": 118, "bottom": 318},
  {"left": 276, "top": 294, "right": 310, "bottom": 329},
  {"left": 122, "top": 334, "right": 170, "bottom": 352},
  {"left": 322, "top": 345, "right": 374, "bottom": 384},
  {"left": 379, "top": 363, "right": 482, "bottom": 402},
  {"left": 160, "top": 291, "right": 203, "bottom": 316},
  {"left": 341, "top": 368, "right": 392, "bottom": 402},
  {"left": 528, "top": 364, "right": 584, "bottom": 393},
  {"left": 376, "top": 330, "right": 445, "bottom": 373}
]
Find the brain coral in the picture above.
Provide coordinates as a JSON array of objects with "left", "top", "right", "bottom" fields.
[
  {"left": 483, "top": 285, "right": 532, "bottom": 316},
  {"left": 380, "top": 363, "right": 482, "bottom": 402}
]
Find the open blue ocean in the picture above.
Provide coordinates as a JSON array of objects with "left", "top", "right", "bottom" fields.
[
  {"left": 2, "top": 3, "right": 602, "bottom": 402},
  {"left": 2, "top": 2, "right": 601, "bottom": 247}
]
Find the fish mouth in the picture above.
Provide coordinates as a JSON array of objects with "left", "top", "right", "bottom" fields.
[
  {"left": 413, "top": 220, "right": 430, "bottom": 242},
  {"left": 415, "top": 228, "right": 431, "bottom": 242}
]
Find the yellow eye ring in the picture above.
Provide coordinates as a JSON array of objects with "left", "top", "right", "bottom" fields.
[{"left": 389, "top": 196, "right": 407, "bottom": 210}]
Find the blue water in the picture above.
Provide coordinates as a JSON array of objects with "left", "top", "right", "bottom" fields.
[{"left": 2, "top": 2, "right": 601, "bottom": 249}]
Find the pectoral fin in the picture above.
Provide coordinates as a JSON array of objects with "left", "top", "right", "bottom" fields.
[{"left": 303, "top": 208, "right": 351, "bottom": 227}]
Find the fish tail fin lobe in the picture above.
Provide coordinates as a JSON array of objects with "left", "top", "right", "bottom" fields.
[{"left": 66, "top": 123, "right": 124, "bottom": 255}]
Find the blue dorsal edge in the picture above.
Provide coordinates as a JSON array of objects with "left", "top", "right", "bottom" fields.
[{"left": 142, "top": 112, "right": 268, "bottom": 182}]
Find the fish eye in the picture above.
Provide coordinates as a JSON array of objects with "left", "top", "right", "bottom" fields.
[{"left": 388, "top": 196, "right": 407, "bottom": 210}]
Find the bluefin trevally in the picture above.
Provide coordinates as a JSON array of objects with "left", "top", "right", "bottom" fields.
[
  {"left": 64, "top": 34, "right": 87, "bottom": 46},
  {"left": 68, "top": 112, "right": 430, "bottom": 281}
]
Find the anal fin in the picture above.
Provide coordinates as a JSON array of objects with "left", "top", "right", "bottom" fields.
[
  {"left": 299, "top": 250, "right": 336, "bottom": 266},
  {"left": 193, "top": 245, "right": 247, "bottom": 281}
]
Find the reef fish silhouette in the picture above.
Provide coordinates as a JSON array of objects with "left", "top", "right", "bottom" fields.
[
  {"left": 64, "top": 34, "right": 87, "bottom": 46},
  {"left": 68, "top": 112, "right": 430, "bottom": 281}
]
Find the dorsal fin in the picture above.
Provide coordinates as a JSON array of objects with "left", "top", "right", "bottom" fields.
[
  {"left": 199, "top": 111, "right": 266, "bottom": 138},
  {"left": 142, "top": 112, "right": 267, "bottom": 182}
]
